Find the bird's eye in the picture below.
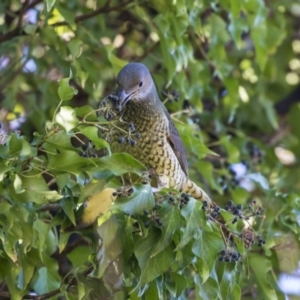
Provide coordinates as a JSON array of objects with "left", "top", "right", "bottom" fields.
[{"left": 139, "top": 81, "right": 143, "bottom": 87}]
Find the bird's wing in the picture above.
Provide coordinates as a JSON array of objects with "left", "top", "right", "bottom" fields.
[{"left": 163, "top": 106, "right": 189, "bottom": 176}]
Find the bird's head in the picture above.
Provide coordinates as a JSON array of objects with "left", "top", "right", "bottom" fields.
[{"left": 115, "top": 62, "right": 156, "bottom": 110}]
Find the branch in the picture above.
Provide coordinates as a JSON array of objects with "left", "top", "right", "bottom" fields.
[
  {"left": 51, "top": 0, "right": 134, "bottom": 27},
  {"left": 22, "top": 289, "right": 61, "bottom": 300}
]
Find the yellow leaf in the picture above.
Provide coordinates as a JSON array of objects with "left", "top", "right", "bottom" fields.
[{"left": 81, "top": 188, "right": 117, "bottom": 226}]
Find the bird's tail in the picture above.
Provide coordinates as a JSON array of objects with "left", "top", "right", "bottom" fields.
[{"left": 182, "top": 178, "right": 212, "bottom": 203}]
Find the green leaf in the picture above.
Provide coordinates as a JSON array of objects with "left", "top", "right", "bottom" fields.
[
  {"left": 61, "top": 197, "right": 76, "bottom": 225},
  {"left": 192, "top": 230, "right": 223, "bottom": 283},
  {"left": 44, "top": 131, "right": 74, "bottom": 152},
  {"left": 176, "top": 199, "right": 205, "bottom": 250},
  {"left": 74, "top": 106, "right": 98, "bottom": 121},
  {"left": 13, "top": 174, "right": 25, "bottom": 194},
  {"left": 56, "top": 5, "right": 75, "bottom": 27},
  {"left": 96, "top": 214, "right": 124, "bottom": 278},
  {"left": 80, "top": 126, "right": 111, "bottom": 154},
  {"left": 17, "top": 247, "right": 35, "bottom": 292},
  {"left": 32, "top": 266, "right": 61, "bottom": 295},
  {"left": 220, "top": 136, "right": 240, "bottom": 163},
  {"left": 55, "top": 106, "right": 78, "bottom": 131},
  {"left": 20, "top": 138, "right": 33, "bottom": 159},
  {"left": 58, "top": 78, "right": 78, "bottom": 101},
  {"left": 68, "top": 38, "right": 83, "bottom": 59},
  {"left": 249, "top": 254, "right": 278, "bottom": 300},
  {"left": 177, "top": 123, "right": 217, "bottom": 159},
  {"left": 20, "top": 172, "right": 63, "bottom": 203},
  {"left": 95, "top": 153, "right": 146, "bottom": 176},
  {"left": 152, "top": 201, "right": 183, "bottom": 256},
  {"left": 134, "top": 227, "right": 176, "bottom": 289},
  {"left": 116, "top": 184, "right": 155, "bottom": 215},
  {"left": 46, "top": 0, "right": 56, "bottom": 12},
  {"left": 273, "top": 233, "right": 299, "bottom": 273},
  {"left": 0, "top": 164, "right": 11, "bottom": 181},
  {"left": 104, "top": 45, "right": 127, "bottom": 74},
  {"left": 23, "top": 24, "right": 37, "bottom": 35},
  {"left": 48, "top": 151, "right": 95, "bottom": 175}
]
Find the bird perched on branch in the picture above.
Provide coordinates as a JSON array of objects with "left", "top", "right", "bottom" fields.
[{"left": 101, "top": 62, "right": 211, "bottom": 203}]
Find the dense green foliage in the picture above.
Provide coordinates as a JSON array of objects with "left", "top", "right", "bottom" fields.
[{"left": 1, "top": 0, "right": 300, "bottom": 299}]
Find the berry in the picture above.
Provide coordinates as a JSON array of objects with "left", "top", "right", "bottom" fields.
[
  {"left": 130, "top": 139, "right": 137, "bottom": 146},
  {"left": 228, "top": 200, "right": 234, "bottom": 207},
  {"left": 214, "top": 206, "right": 220, "bottom": 212},
  {"left": 156, "top": 219, "right": 163, "bottom": 226},
  {"left": 211, "top": 211, "right": 218, "bottom": 218},
  {"left": 117, "top": 136, "right": 125, "bottom": 144},
  {"left": 168, "top": 196, "right": 175, "bottom": 203}
]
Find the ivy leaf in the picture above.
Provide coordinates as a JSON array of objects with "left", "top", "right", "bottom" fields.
[
  {"left": 46, "top": 0, "right": 56, "bottom": 12},
  {"left": 80, "top": 126, "right": 111, "bottom": 154},
  {"left": 48, "top": 150, "right": 95, "bottom": 175},
  {"left": 192, "top": 230, "right": 223, "bottom": 283},
  {"left": 55, "top": 106, "right": 78, "bottom": 132},
  {"left": 58, "top": 78, "right": 78, "bottom": 101},
  {"left": 116, "top": 184, "right": 155, "bottom": 215},
  {"left": 95, "top": 153, "right": 146, "bottom": 176},
  {"left": 249, "top": 254, "right": 278, "bottom": 300},
  {"left": 134, "top": 226, "right": 176, "bottom": 289},
  {"left": 152, "top": 201, "right": 184, "bottom": 256},
  {"left": 176, "top": 199, "right": 206, "bottom": 250}
]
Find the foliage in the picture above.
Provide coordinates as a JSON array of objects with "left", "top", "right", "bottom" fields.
[{"left": 0, "top": 0, "right": 300, "bottom": 299}]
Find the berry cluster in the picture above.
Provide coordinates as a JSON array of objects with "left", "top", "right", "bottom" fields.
[
  {"left": 224, "top": 199, "right": 263, "bottom": 224},
  {"left": 99, "top": 94, "right": 119, "bottom": 121},
  {"left": 143, "top": 206, "right": 163, "bottom": 227},
  {"left": 201, "top": 198, "right": 266, "bottom": 262},
  {"left": 218, "top": 249, "right": 242, "bottom": 263},
  {"left": 80, "top": 140, "right": 97, "bottom": 158},
  {"left": 225, "top": 200, "right": 244, "bottom": 223},
  {"left": 167, "top": 192, "right": 190, "bottom": 209},
  {"left": 257, "top": 235, "right": 266, "bottom": 247},
  {"left": 112, "top": 186, "right": 134, "bottom": 198},
  {"left": 247, "top": 200, "right": 263, "bottom": 216},
  {"left": 117, "top": 122, "right": 141, "bottom": 147},
  {"left": 218, "top": 173, "right": 240, "bottom": 193},
  {"left": 140, "top": 171, "right": 153, "bottom": 185},
  {"left": 202, "top": 201, "right": 221, "bottom": 219},
  {"left": 240, "top": 228, "right": 255, "bottom": 249}
]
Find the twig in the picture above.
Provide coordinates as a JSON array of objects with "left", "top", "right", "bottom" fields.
[{"left": 37, "top": 203, "right": 61, "bottom": 212}]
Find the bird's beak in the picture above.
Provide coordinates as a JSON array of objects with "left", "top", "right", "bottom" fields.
[{"left": 117, "top": 89, "right": 131, "bottom": 111}]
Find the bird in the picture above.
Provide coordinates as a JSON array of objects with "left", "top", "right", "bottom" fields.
[{"left": 101, "top": 62, "right": 211, "bottom": 203}]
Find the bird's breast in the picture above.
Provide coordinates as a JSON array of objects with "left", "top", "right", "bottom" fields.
[{"left": 110, "top": 103, "right": 169, "bottom": 165}]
